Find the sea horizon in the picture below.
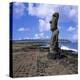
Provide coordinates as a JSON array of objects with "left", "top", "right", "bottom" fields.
[{"left": 11, "top": 39, "right": 78, "bottom": 52}]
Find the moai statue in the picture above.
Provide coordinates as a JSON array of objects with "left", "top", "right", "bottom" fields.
[{"left": 48, "top": 12, "right": 60, "bottom": 59}]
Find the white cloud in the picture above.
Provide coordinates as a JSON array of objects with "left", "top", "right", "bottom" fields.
[
  {"left": 34, "top": 33, "right": 49, "bottom": 39},
  {"left": 13, "top": 3, "right": 78, "bottom": 22},
  {"left": 67, "top": 26, "right": 78, "bottom": 41},
  {"left": 28, "top": 3, "right": 53, "bottom": 32},
  {"left": 14, "top": 3, "right": 78, "bottom": 40},
  {"left": 39, "top": 19, "right": 50, "bottom": 32},
  {"left": 23, "top": 37, "right": 30, "bottom": 39},
  {"left": 34, "top": 34, "right": 40, "bottom": 39},
  {"left": 13, "top": 2, "right": 26, "bottom": 17},
  {"left": 72, "top": 33, "right": 78, "bottom": 41},
  {"left": 68, "top": 7, "right": 78, "bottom": 24},
  {"left": 13, "top": 3, "right": 78, "bottom": 33},
  {"left": 28, "top": 4, "right": 35, "bottom": 16},
  {"left": 27, "top": 3, "right": 78, "bottom": 33},
  {"left": 67, "top": 26, "right": 75, "bottom": 32},
  {"left": 27, "top": 3, "right": 78, "bottom": 20},
  {"left": 69, "top": 8, "right": 77, "bottom": 17},
  {"left": 27, "top": 3, "right": 57, "bottom": 19},
  {"left": 58, "top": 25, "right": 62, "bottom": 30},
  {"left": 34, "top": 33, "right": 44, "bottom": 39},
  {"left": 27, "top": 3, "right": 59, "bottom": 32},
  {"left": 46, "top": 36, "right": 49, "bottom": 39},
  {"left": 18, "top": 27, "right": 29, "bottom": 32},
  {"left": 17, "top": 37, "right": 22, "bottom": 40}
]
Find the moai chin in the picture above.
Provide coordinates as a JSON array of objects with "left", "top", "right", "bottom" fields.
[{"left": 48, "top": 12, "right": 60, "bottom": 59}]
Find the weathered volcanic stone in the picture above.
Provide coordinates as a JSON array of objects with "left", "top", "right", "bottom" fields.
[{"left": 48, "top": 12, "right": 60, "bottom": 59}]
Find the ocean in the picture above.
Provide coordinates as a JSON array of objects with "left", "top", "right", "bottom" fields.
[
  {"left": 59, "top": 42, "right": 78, "bottom": 52},
  {"left": 13, "top": 39, "right": 78, "bottom": 52}
]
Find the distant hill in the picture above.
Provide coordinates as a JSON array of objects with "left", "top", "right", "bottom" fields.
[{"left": 12, "top": 39, "right": 71, "bottom": 43}]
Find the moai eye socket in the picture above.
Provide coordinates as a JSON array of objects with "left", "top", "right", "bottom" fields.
[
  {"left": 53, "top": 15, "right": 56, "bottom": 17},
  {"left": 50, "top": 21, "right": 52, "bottom": 24}
]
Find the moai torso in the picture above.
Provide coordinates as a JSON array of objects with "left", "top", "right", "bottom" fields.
[{"left": 50, "top": 12, "right": 59, "bottom": 52}]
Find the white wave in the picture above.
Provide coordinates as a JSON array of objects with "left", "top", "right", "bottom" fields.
[{"left": 60, "top": 45, "right": 78, "bottom": 52}]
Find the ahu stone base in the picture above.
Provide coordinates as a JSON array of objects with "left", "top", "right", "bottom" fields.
[{"left": 47, "top": 51, "right": 65, "bottom": 59}]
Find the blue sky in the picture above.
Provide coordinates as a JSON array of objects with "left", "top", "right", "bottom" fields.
[{"left": 11, "top": 2, "right": 78, "bottom": 42}]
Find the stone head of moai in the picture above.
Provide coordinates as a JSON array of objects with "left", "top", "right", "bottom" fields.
[{"left": 49, "top": 12, "right": 59, "bottom": 32}]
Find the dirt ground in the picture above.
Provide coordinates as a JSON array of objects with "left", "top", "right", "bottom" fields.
[{"left": 12, "top": 43, "right": 78, "bottom": 77}]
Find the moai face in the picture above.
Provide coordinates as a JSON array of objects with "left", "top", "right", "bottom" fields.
[{"left": 50, "top": 12, "right": 59, "bottom": 31}]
